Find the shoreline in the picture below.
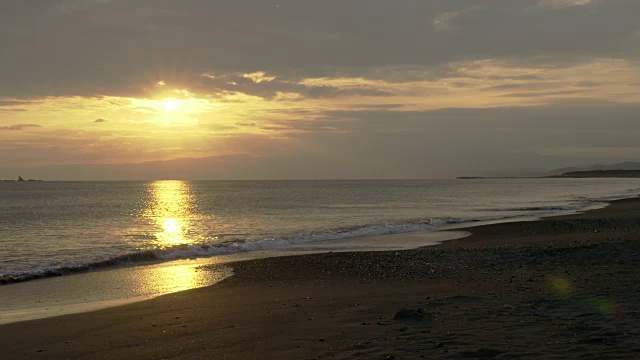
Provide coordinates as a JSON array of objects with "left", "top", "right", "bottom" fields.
[
  {"left": 0, "top": 195, "right": 627, "bottom": 326},
  {"left": 4, "top": 176, "right": 633, "bottom": 287},
  {"left": 0, "top": 197, "right": 612, "bottom": 325},
  {"left": 0, "top": 190, "right": 616, "bottom": 286},
  {"left": 2, "top": 197, "right": 640, "bottom": 358}
]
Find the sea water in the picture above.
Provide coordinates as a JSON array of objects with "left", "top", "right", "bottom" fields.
[
  {"left": 1, "top": 179, "right": 640, "bottom": 323},
  {"left": 1, "top": 179, "right": 639, "bottom": 283}
]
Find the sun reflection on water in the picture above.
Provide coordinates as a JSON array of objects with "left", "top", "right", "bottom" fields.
[
  {"left": 135, "top": 180, "right": 223, "bottom": 295},
  {"left": 135, "top": 262, "right": 229, "bottom": 295},
  {"left": 144, "top": 180, "right": 198, "bottom": 247}
]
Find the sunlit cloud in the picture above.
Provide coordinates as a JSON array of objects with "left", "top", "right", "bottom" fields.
[
  {"left": 537, "top": 0, "right": 602, "bottom": 8},
  {"left": 242, "top": 72, "right": 277, "bottom": 84},
  {"left": 0, "top": 124, "right": 42, "bottom": 131}
]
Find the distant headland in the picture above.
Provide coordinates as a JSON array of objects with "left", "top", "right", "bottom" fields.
[
  {"left": 458, "top": 169, "right": 640, "bottom": 179},
  {"left": 458, "top": 161, "right": 640, "bottom": 179},
  {"left": 549, "top": 170, "right": 640, "bottom": 178}
]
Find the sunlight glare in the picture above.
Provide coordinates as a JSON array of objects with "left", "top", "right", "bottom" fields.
[{"left": 163, "top": 100, "right": 179, "bottom": 112}]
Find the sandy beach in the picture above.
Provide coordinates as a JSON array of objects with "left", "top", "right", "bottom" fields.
[{"left": 2, "top": 197, "right": 640, "bottom": 359}]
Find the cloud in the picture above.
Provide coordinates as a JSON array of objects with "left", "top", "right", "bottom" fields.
[
  {"left": 0, "top": 124, "right": 42, "bottom": 131},
  {"left": 0, "top": 108, "right": 28, "bottom": 112},
  {"left": 537, "top": 0, "right": 603, "bottom": 8},
  {"left": 345, "top": 103, "right": 407, "bottom": 110},
  {"left": 500, "top": 89, "right": 590, "bottom": 97},
  {"left": 1, "top": 1, "right": 640, "bottom": 179},
  {"left": 0, "top": 100, "right": 26, "bottom": 107},
  {"left": 574, "top": 80, "right": 601, "bottom": 87},
  {"left": 3, "top": 100, "right": 640, "bottom": 177},
  {"left": 1, "top": 0, "right": 639, "bottom": 98},
  {"left": 196, "top": 73, "right": 393, "bottom": 99},
  {"left": 0, "top": 99, "right": 41, "bottom": 108}
]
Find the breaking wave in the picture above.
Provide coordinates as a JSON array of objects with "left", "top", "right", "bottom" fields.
[{"left": 0, "top": 200, "right": 605, "bottom": 284}]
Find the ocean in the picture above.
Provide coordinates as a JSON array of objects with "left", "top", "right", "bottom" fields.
[
  {"left": 2, "top": 179, "right": 640, "bottom": 283},
  {"left": 1, "top": 178, "right": 640, "bottom": 323}
]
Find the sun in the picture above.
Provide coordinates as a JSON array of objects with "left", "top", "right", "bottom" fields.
[{"left": 163, "top": 100, "right": 179, "bottom": 112}]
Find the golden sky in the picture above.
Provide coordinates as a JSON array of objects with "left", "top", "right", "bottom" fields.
[{"left": 2, "top": 0, "right": 640, "bottom": 179}]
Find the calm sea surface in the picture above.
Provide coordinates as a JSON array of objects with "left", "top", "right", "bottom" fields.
[{"left": 1, "top": 179, "right": 640, "bottom": 283}]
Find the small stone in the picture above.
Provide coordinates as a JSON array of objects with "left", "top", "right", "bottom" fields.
[{"left": 393, "top": 308, "right": 425, "bottom": 322}]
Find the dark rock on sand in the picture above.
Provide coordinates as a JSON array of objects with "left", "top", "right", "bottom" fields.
[
  {"left": 392, "top": 308, "right": 426, "bottom": 322},
  {"left": 458, "top": 348, "right": 505, "bottom": 358}
]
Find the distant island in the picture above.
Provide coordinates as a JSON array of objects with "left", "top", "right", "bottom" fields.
[{"left": 2, "top": 176, "right": 44, "bottom": 182}]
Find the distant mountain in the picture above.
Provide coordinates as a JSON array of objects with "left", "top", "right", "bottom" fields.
[{"left": 546, "top": 162, "right": 640, "bottom": 176}]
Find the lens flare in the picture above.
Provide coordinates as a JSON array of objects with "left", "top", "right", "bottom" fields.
[
  {"left": 547, "top": 276, "right": 573, "bottom": 296},
  {"left": 545, "top": 274, "right": 624, "bottom": 318}
]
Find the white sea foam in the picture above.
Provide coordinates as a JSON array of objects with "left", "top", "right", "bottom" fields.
[{"left": 0, "top": 202, "right": 608, "bottom": 283}]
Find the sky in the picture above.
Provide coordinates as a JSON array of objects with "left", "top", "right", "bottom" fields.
[{"left": 1, "top": 0, "right": 640, "bottom": 180}]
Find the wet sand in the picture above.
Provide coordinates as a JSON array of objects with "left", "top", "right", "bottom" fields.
[{"left": 2, "top": 197, "right": 640, "bottom": 359}]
